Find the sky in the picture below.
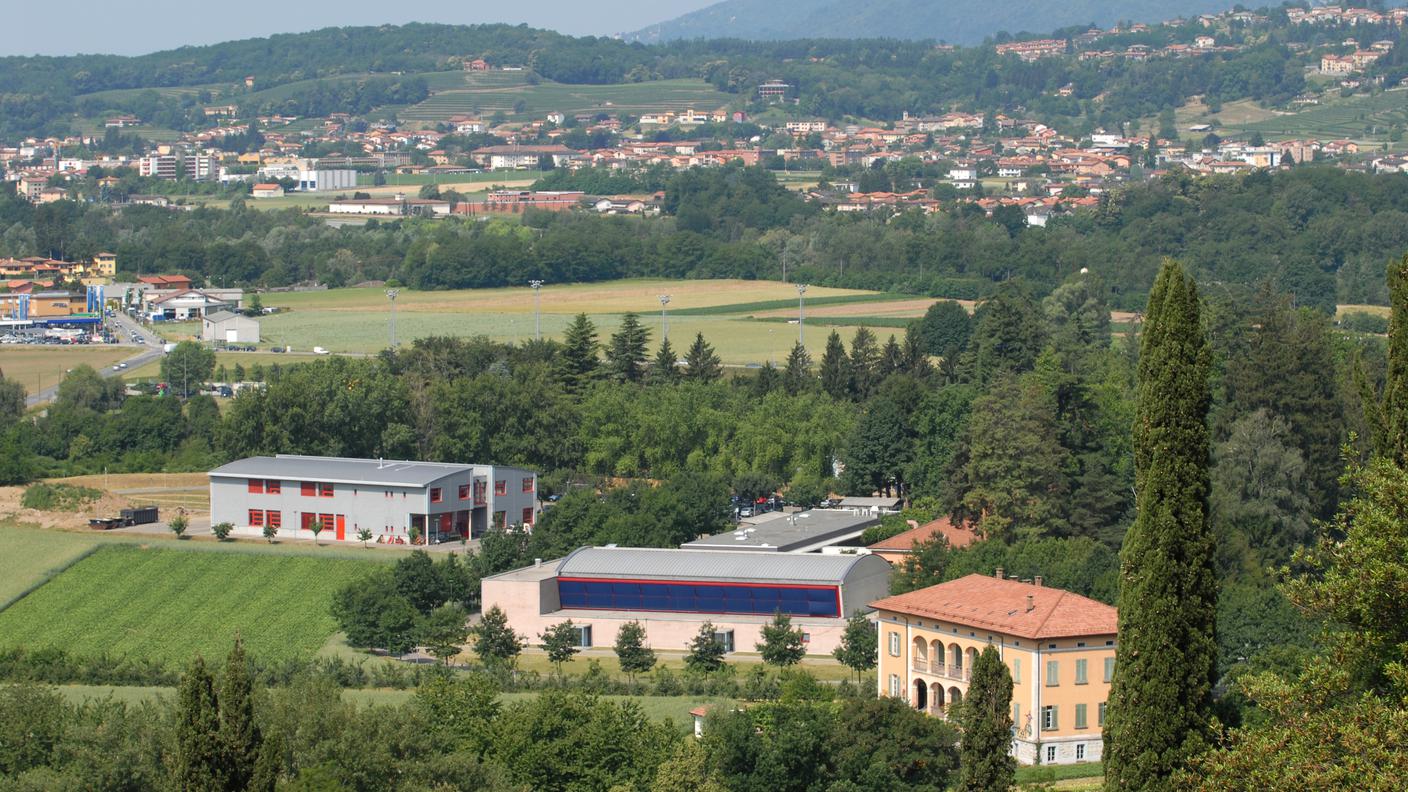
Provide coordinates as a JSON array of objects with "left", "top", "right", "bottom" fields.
[{"left": 0, "top": 1, "right": 716, "bottom": 57}]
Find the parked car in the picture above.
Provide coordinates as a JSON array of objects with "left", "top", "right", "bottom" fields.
[{"left": 313, "top": 346, "right": 330, "bottom": 355}]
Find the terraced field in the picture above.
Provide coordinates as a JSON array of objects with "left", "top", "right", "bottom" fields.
[
  {"left": 399, "top": 72, "right": 732, "bottom": 123},
  {"left": 1230, "top": 87, "right": 1408, "bottom": 141},
  {"left": 0, "top": 544, "right": 383, "bottom": 665}
]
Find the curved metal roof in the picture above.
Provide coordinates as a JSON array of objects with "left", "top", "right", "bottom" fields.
[{"left": 557, "top": 546, "right": 889, "bottom": 586}]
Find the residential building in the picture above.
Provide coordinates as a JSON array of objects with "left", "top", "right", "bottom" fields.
[
  {"left": 209, "top": 455, "right": 539, "bottom": 544},
  {"left": 145, "top": 289, "right": 232, "bottom": 321},
  {"left": 866, "top": 516, "right": 977, "bottom": 565},
  {"left": 482, "top": 547, "right": 892, "bottom": 656},
  {"left": 201, "top": 310, "right": 259, "bottom": 344},
  {"left": 251, "top": 183, "right": 285, "bottom": 199},
  {"left": 871, "top": 572, "right": 1118, "bottom": 765},
  {"left": 470, "top": 145, "right": 580, "bottom": 170},
  {"left": 758, "top": 80, "right": 794, "bottom": 101}
]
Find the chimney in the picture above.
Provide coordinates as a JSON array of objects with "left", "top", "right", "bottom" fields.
[
  {"left": 1034, "top": 575, "right": 1043, "bottom": 587},
  {"left": 907, "top": 519, "right": 919, "bottom": 530},
  {"left": 534, "top": 558, "right": 542, "bottom": 568},
  {"left": 1025, "top": 595, "right": 1034, "bottom": 612},
  {"left": 995, "top": 567, "right": 1004, "bottom": 579}
]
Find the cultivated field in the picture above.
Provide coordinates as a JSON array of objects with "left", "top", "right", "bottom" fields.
[
  {"left": 0, "top": 525, "right": 100, "bottom": 607},
  {"left": 0, "top": 544, "right": 384, "bottom": 665},
  {"left": 398, "top": 72, "right": 732, "bottom": 123},
  {"left": 1227, "top": 87, "right": 1408, "bottom": 142},
  {"left": 0, "top": 346, "right": 133, "bottom": 393},
  {"left": 255, "top": 279, "right": 917, "bottom": 363}
]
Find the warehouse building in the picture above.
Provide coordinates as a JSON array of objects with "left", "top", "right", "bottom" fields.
[
  {"left": 209, "top": 455, "right": 538, "bottom": 544},
  {"left": 681, "top": 509, "right": 878, "bottom": 553},
  {"left": 481, "top": 546, "right": 892, "bottom": 655}
]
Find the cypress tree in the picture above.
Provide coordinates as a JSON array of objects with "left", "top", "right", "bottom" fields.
[
  {"left": 819, "top": 331, "right": 851, "bottom": 400},
  {"left": 220, "top": 638, "right": 261, "bottom": 792},
  {"left": 606, "top": 312, "right": 650, "bottom": 383},
  {"left": 958, "top": 646, "right": 1015, "bottom": 792},
  {"left": 1386, "top": 253, "right": 1408, "bottom": 462},
  {"left": 1104, "top": 260, "right": 1216, "bottom": 790},
  {"left": 175, "top": 655, "right": 224, "bottom": 792},
  {"left": 683, "top": 333, "right": 723, "bottom": 383},
  {"left": 651, "top": 338, "right": 679, "bottom": 384},
  {"left": 783, "top": 341, "right": 813, "bottom": 394},
  {"left": 555, "top": 313, "right": 599, "bottom": 393}
]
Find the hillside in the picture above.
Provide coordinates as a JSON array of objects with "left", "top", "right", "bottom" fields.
[{"left": 628, "top": 0, "right": 1241, "bottom": 44}]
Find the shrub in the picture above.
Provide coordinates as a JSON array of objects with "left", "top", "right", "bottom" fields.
[
  {"left": 21, "top": 482, "right": 102, "bottom": 512},
  {"left": 168, "top": 513, "right": 189, "bottom": 539},
  {"left": 211, "top": 522, "right": 233, "bottom": 541}
]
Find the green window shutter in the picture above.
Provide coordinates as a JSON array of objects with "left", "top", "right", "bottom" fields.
[
  {"left": 1104, "top": 657, "right": 1114, "bottom": 682},
  {"left": 1075, "top": 703, "right": 1087, "bottom": 729},
  {"left": 1046, "top": 660, "right": 1059, "bottom": 685},
  {"left": 1052, "top": 705, "right": 1059, "bottom": 730},
  {"left": 1076, "top": 659, "right": 1088, "bottom": 684}
]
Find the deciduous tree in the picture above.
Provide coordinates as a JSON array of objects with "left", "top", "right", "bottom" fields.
[{"left": 757, "top": 612, "right": 805, "bottom": 667}]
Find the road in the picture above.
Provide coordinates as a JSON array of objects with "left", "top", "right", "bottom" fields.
[{"left": 24, "top": 312, "right": 164, "bottom": 408}]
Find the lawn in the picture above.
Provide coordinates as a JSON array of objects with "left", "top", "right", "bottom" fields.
[
  {"left": 0, "top": 544, "right": 386, "bottom": 666},
  {"left": 0, "top": 346, "right": 133, "bottom": 393},
  {"left": 398, "top": 73, "right": 731, "bottom": 123},
  {"left": 253, "top": 279, "right": 908, "bottom": 363},
  {"left": 0, "top": 525, "right": 100, "bottom": 608}
]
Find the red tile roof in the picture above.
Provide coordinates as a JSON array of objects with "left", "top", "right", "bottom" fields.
[
  {"left": 870, "top": 574, "right": 1118, "bottom": 640},
  {"left": 867, "top": 516, "right": 977, "bottom": 552}
]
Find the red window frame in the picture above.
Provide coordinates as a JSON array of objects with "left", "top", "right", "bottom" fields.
[
  {"left": 458, "top": 484, "right": 470, "bottom": 500},
  {"left": 319, "top": 482, "right": 334, "bottom": 498},
  {"left": 301, "top": 481, "right": 316, "bottom": 497},
  {"left": 266, "top": 480, "right": 281, "bottom": 494},
  {"left": 320, "top": 513, "right": 334, "bottom": 531},
  {"left": 267, "top": 511, "right": 282, "bottom": 528},
  {"left": 248, "top": 509, "right": 264, "bottom": 526},
  {"left": 248, "top": 480, "right": 264, "bottom": 494},
  {"left": 301, "top": 512, "right": 316, "bottom": 530},
  {"left": 522, "top": 507, "right": 534, "bottom": 525},
  {"left": 430, "top": 487, "right": 443, "bottom": 504},
  {"left": 493, "top": 510, "right": 506, "bottom": 529},
  {"left": 494, "top": 479, "right": 506, "bottom": 496},
  {"left": 522, "top": 476, "right": 534, "bottom": 493}
]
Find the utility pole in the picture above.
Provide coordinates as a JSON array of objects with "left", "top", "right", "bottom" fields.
[
  {"left": 796, "top": 283, "right": 808, "bottom": 347},
  {"left": 530, "top": 280, "right": 544, "bottom": 340},
  {"left": 658, "top": 294, "right": 671, "bottom": 342},
  {"left": 386, "top": 288, "right": 399, "bottom": 348}
]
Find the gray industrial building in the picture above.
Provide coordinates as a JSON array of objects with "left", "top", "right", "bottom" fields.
[
  {"left": 682, "top": 509, "right": 879, "bottom": 553},
  {"left": 208, "top": 455, "right": 538, "bottom": 545}
]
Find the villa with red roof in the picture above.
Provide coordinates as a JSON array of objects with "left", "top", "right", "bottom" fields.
[
  {"left": 871, "top": 571, "right": 1118, "bottom": 765},
  {"left": 866, "top": 516, "right": 977, "bottom": 565}
]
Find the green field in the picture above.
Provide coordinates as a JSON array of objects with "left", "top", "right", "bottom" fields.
[
  {"left": 398, "top": 72, "right": 732, "bottom": 123},
  {"left": 0, "top": 528, "right": 100, "bottom": 608},
  {"left": 254, "top": 279, "right": 922, "bottom": 363},
  {"left": 1226, "top": 87, "right": 1408, "bottom": 142},
  {"left": 0, "top": 544, "right": 384, "bottom": 665}
]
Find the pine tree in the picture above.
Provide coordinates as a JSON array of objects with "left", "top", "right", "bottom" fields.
[
  {"left": 751, "top": 361, "right": 781, "bottom": 397},
  {"left": 964, "top": 282, "right": 1044, "bottom": 386},
  {"left": 220, "top": 639, "right": 262, "bottom": 792},
  {"left": 614, "top": 620, "right": 657, "bottom": 682},
  {"left": 832, "top": 611, "right": 877, "bottom": 683},
  {"left": 606, "top": 312, "right": 651, "bottom": 383},
  {"left": 756, "top": 611, "right": 806, "bottom": 667},
  {"left": 819, "top": 331, "right": 851, "bottom": 400},
  {"left": 958, "top": 646, "right": 1015, "bottom": 791},
  {"left": 556, "top": 313, "right": 600, "bottom": 393},
  {"left": 175, "top": 656, "right": 224, "bottom": 792},
  {"left": 685, "top": 621, "right": 726, "bottom": 673},
  {"left": 901, "top": 327, "right": 933, "bottom": 379},
  {"left": 683, "top": 333, "right": 723, "bottom": 383},
  {"left": 1386, "top": 253, "right": 1408, "bottom": 462},
  {"left": 651, "top": 338, "right": 679, "bottom": 384},
  {"left": 783, "top": 341, "right": 814, "bottom": 394},
  {"left": 1104, "top": 259, "right": 1216, "bottom": 790},
  {"left": 848, "top": 327, "right": 882, "bottom": 398},
  {"left": 879, "top": 334, "right": 905, "bottom": 378}
]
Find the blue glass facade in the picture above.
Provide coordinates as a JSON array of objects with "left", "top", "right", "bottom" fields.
[{"left": 557, "top": 578, "right": 840, "bottom": 618}]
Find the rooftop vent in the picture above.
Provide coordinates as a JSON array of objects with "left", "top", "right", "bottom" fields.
[
  {"left": 995, "top": 567, "right": 1004, "bottom": 579},
  {"left": 1025, "top": 595, "right": 1035, "bottom": 613}
]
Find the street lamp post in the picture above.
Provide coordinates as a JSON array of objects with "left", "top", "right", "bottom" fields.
[
  {"left": 530, "top": 280, "right": 544, "bottom": 340},
  {"left": 386, "top": 289, "right": 399, "bottom": 348},
  {"left": 796, "top": 284, "right": 809, "bottom": 346},
  {"left": 658, "top": 294, "right": 671, "bottom": 342}
]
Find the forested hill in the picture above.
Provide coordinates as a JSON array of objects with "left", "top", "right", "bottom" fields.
[{"left": 628, "top": 0, "right": 1240, "bottom": 44}]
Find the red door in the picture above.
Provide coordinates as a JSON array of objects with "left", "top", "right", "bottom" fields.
[{"left": 335, "top": 515, "right": 345, "bottom": 541}]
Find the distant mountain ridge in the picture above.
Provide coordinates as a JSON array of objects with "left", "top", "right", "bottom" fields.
[{"left": 628, "top": 0, "right": 1243, "bottom": 44}]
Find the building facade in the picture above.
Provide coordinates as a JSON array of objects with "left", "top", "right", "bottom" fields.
[
  {"left": 871, "top": 573, "right": 1118, "bottom": 765},
  {"left": 209, "top": 455, "right": 538, "bottom": 544},
  {"left": 482, "top": 547, "right": 892, "bottom": 656},
  {"left": 201, "top": 310, "right": 260, "bottom": 344}
]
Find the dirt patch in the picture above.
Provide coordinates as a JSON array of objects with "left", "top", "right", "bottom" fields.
[
  {"left": 0, "top": 486, "right": 132, "bottom": 530},
  {"left": 51, "top": 472, "right": 209, "bottom": 490}
]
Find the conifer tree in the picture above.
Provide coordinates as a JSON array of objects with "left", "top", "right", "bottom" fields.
[
  {"left": 879, "top": 334, "right": 905, "bottom": 378},
  {"left": 175, "top": 656, "right": 223, "bottom": 792},
  {"left": 556, "top": 313, "right": 599, "bottom": 393},
  {"left": 651, "top": 338, "right": 679, "bottom": 384},
  {"left": 783, "top": 341, "right": 813, "bottom": 394},
  {"left": 751, "top": 361, "right": 781, "bottom": 397},
  {"left": 819, "top": 331, "right": 851, "bottom": 400},
  {"left": 220, "top": 638, "right": 262, "bottom": 792},
  {"left": 683, "top": 333, "right": 723, "bottom": 382},
  {"left": 848, "top": 327, "right": 882, "bottom": 398},
  {"left": 685, "top": 621, "right": 726, "bottom": 673},
  {"left": 958, "top": 646, "right": 1015, "bottom": 792},
  {"left": 1386, "top": 253, "right": 1408, "bottom": 462},
  {"left": 606, "top": 312, "right": 651, "bottom": 383},
  {"left": 1104, "top": 259, "right": 1216, "bottom": 790},
  {"left": 901, "top": 327, "right": 933, "bottom": 378}
]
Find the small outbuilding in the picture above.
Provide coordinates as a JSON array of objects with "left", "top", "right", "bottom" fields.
[{"left": 202, "top": 310, "right": 260, "bottom": 345}]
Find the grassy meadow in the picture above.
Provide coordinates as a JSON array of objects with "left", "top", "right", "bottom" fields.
[
  {"left": 398, "top": 71, "right": 731, "bottom": 123},
  {"left": 0, "top": 542, "right": 388, "bottom": 665},
  {"left": 0, "top": 346, "right": 134, "bottom": 392},
  {"left": 0, "top": 528, "right": 101, "bottom": 608}
]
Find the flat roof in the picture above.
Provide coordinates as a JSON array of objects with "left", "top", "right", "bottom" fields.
[
  {"left": 553, "top": 546, "right": 888, "bottom": 586},
  {"left": 209, "top": 454, "right": 530, "bottom": 488},
  {"left": 682, "top": 510, "right": 878, "bottom": 553}
]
